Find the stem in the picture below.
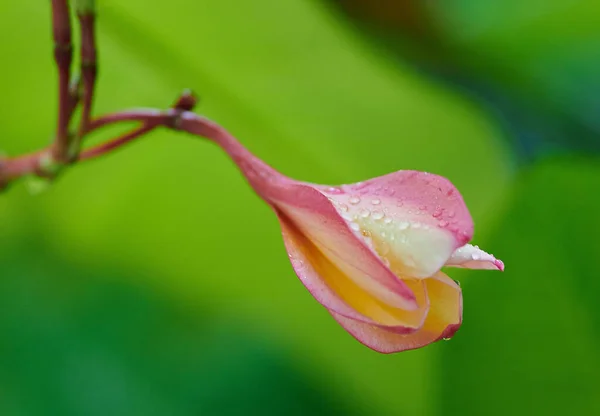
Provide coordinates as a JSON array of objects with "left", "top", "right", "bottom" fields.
[
  {"left": 77, "top": 10, "right": 97, "bottom": 137},
  {"left": 79, "top": 124, "right": 157, "bottom": 161},
  {"left": 50, "top": 0, "right": 74, "bottom": 162},
  {"left": 0, "top": 92, "right": 198, "bottom": 186}
]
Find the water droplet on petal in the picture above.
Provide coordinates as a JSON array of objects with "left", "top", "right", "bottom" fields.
[
  {"left": 371, "top": 198, "right": 381, "bottom": 205},
  {"left": 359, "top": 209, "right": 371, "bottom": 218},
  {"left": 448, "top": 211, "right": 456, "bottom": 218},
  {"left": 372, "top": 210, "right": 384, "bottom": 220},
  {"left": 438, "top": 220, "right": 449, "bottom": 228},
  {"left": 419, "top": 205, "right": 427, "bottom": 211},
  {"left": 384, "top": 217, "right": 393, "bottom": 224},
  {"left": 399, "top": 222, "right": 409, "bottom": 230},
  {"left": 338, "top": 203, "right": 349, "bottom": 212},
  {"left": 412, "top": 222, "right": 422, "bottom": 229},
  {"left": 349, "top": 196, "right": 361, "bottom": 205},
  {"left": 472, "top": 253, "right": 480, "bottom": 260},
  {"left": 350, "top": 222, "right": 360, "bottom": 231}
]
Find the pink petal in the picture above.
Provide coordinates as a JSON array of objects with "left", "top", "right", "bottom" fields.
[
  {"left": 278, "top": 213, "right": 429, "bottom": 333},
  {"left": 318, "top": 170, "right": 474, "bottom": 278},
  {"left": 330, "top": 272, "right": 462, "bottom": 353},
  {"left": 445, "top": 244, "right": 505, "bottom": 271},
  {"left": 272, "top": 184, "right": 419, "bottom": 311}
]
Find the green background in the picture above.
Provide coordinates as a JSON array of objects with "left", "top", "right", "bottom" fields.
[{"left": 1, "top": 1, "right": 598, "bottom": 415}]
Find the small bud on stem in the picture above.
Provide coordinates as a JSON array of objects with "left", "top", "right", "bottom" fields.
[{"left": 0, "top": 1, "right": 216, "bottom": 192}]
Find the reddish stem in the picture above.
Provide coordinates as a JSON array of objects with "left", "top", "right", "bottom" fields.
[
  {"left": 78, "top": 12, "right": 97, "bottom": 136},
  {"left": 79, "top": 125, "right": 156, "bottom": 161},
  {"left": 51, "top": 0, "right": 74, "bottom": 162},
  {"left": 0, "top": 102, "right": 193, "bottom": 184}
]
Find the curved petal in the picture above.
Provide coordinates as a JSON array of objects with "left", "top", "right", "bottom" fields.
[
  {"left": 445, "top": 244, "right": 505, "bottom": 271},
  {"left": 330, "top": 272, "right": 462, "bottom": 353},
  {"left": 272, "top": 184, "right": 419, "bottom": 311},
  {"left": 319, "top": 170, "right": 474, "bottom": 278},
  {"left": 279, "top": 213, "right": 429, "bottom": 333}
]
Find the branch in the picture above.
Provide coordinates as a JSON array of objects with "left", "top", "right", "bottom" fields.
[
  {"left": 76, "top": 1, "right": 97, "bottom": 138},
  {"left": 50, "top": 0, "right": 74, "bottom": 163},
  {"left": 0, "top": 92, "right": 198, "bottom": 188},
  {"left": 0, "top": 2, "right": 203, "bottom": 192}
]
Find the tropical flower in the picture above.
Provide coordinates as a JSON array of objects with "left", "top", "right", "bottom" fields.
[{"left": 180, "top": 113, "right": 504, "bottom": 353}]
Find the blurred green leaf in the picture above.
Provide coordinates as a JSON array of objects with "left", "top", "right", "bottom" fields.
[
  {"left": 327, "top": 0, "right": 600, "bottom": 159},
  {"left": 0, "top": 239, "right": 361, "bottom": 416},
  {"left": 439, "top": 156, "right": 600, "bottom": 415}
]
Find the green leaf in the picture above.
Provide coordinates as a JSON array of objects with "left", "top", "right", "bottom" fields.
[
  {"left": 439, "top": 157, "right": 600, "bottom": 416},
  {"left": 0, "top": 241, "right": 361, "bottom": 416}
]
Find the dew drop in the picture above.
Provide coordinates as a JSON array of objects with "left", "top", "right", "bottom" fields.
[
  {"left": 359, "top": 209, "right": 371, "bottom": 218},
  {"left": 472, "top": 253, "right": 481, "bottom": 260},
  {"left": 371, "top": 198, "right": 382, "bottom": 205},
  {"left": 384, "top": 217, "right": 393, "bottom": 225},
  {"left": 349, "top": 196, "right": 361, "bottom": 205},
  {"left": 372, "top": 210, "right": 384, "bottom": 220},
  {"left": 419, "top": 205, "right": 427, "bottom": 211},
  {"left": 438, "top": 220, "right": 449, "bottom": 228},
  {"left": 448, "top": 211, "right": 456, "bottom": 218},
  {"left": 338, "top": 203, "right": 349, "bottom": 212},
  {"left": 350, "top": 222, "right": 360, "bottom": 231},
  {"left": 412, "top": 222, "right": 422, "bottom": 229},
  {"left": 432, "top": 210, "right": 442, "bottom": 218},
  {"left": 399, "top": 222, "right": 409, "bottom": 230}
]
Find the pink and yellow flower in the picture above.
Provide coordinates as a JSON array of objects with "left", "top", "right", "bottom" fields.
[{"left": 180, "top": 114, "right": 504, "bottom": 353}]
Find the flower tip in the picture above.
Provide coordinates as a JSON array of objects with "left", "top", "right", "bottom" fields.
[
  {"left": 494, "top": 259, "right": 505, "bottom": 272},
  {"left": 438, "top": 322, "right": 462, "bottom": 342}
]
